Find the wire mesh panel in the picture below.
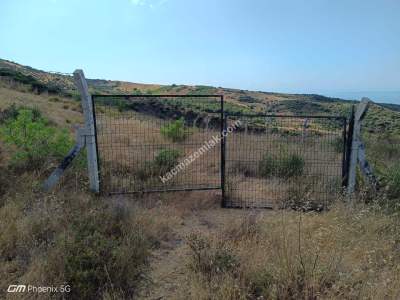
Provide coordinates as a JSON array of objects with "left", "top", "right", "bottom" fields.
[
  {"left": 92, "top": 95, "right": 223, "bottom": 194},
  {"left": 224, "top": 115, "right": 346, "bottom": 209}
]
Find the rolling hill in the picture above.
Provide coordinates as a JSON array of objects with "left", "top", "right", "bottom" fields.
[{"left": 1, "top": 58, "right": 399, "bottom": 134}]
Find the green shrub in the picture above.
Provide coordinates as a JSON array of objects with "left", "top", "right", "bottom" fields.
[
  {"left": 154, "top": 149, "right": 181, "bottom": 171},
  {"left": 259, "top": 153, "right": 304, "bottom": 179},
  {"left": 117, "top": 100, "right": 128, "bottom": 112},
  {"left": 387, "top": 163, "right": 400, "bottom": 199},
  {"left": 0, "top": 108, "right": 72, "bottom": 169},
  {"left": 160, "top": 118, "right": 187, "bottom": 142},
  {"left": 135, "top": 149, "right": 182, "bottom": 180}
]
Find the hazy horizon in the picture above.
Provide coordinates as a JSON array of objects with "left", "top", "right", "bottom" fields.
[
  {"left": 2, "top": 55, "right": 400, "bottom": 106},
  {"left": 1, "top": 0, "right": 399, "bottom": 104},
  {"left": 318, "top": 90, "right": 400, "bottom": 105}
]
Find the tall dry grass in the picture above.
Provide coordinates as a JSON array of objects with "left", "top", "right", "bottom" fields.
[
  {"left": 0, "top": 172, "right": 184, "bottom": 299},
  {"left": 180, "top": 203, "right": 400, "bottom": 299},
  {"left": 0, "top": 116, "right": 179, "bottom": 300}
]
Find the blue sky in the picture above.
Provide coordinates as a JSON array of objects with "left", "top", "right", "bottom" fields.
[{"left": 1, "top": 0, "right": 399, "bottom": 103}]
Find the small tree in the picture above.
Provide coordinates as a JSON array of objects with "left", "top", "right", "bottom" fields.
[
  {"left": 1, "top": 108, "right": 72, "bottom": 169},
  {"left": 161, "top": 118, "right": 186, "bottom": 142}
]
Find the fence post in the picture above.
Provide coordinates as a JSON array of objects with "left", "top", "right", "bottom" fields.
[
  {"left": 347, "top": 98, "right": 370, "bottom": 195},
  {"left": 73, "top": 69, "right": 100, "bottom": 193},
  {"left": 343, "top": 106, "right": 355, "bottom": 187},
  {"left": 220, "top": 95, "right": 226, "bottom": 207}
]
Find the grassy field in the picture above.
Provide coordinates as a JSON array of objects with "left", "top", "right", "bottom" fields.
[{"left": 1, "top": 66, "right": 400, "bottom": 299}]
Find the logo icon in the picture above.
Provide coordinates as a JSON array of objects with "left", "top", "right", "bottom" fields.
[{"left": 7, "top": 285, "right": 26, "bottom": 293}]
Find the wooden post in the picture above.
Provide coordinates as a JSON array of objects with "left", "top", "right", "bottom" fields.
[
  {"left": 347, "top": 98, "right": 371, "bottom": 194},
  {"left": 73, "top": 70, "right": 100, "bottom": 193}
]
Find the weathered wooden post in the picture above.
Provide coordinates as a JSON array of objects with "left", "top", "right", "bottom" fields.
[
  {"left": 73, "top": 69, "right": 100, "bottom": 193},
  {"left": 347, "top": 98, "right": 371, "bottom": 195}
]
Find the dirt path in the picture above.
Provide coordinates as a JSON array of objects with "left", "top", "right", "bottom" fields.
[
  {"left": 136, "top": 201, "right": 264, "bottom": 299},
  {"left": 138, "top": 210, "right": 216, "bottom": 299},
  {"left": 131, "top": 190, "right": 268, "bottom": 299},
  {"left": 139, "top": 238, "right": 186, "bottom": 299}
]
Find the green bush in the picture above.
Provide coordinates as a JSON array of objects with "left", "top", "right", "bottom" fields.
[
  {"left": 259, "top": 153, "right": 305, "bottom": 179},
  {"left": 117, "top": 100, "right": 128, "bottom": 112},
  {"left": 154, "top": 149, "right": 181, "bottom": 171},
  {"left": 387, "top": 163, "right": 400, "bottom": 199},
  {"left": 0, "top": 108, "right": 72, "bottom": 169},
  {"left": 160, "top": 118, "right": 186, "bottom": 142},
  {"left": 135, "top": 149, "right": 182, "bottom": 180}
]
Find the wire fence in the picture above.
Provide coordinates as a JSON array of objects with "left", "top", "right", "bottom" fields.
[
  {"left": 92, "top": 95, "right": 223, "bottom": 194},
  {"left": 224, "top": 114, "right": 346, "bottom": 209},
  {"left": 92, "top": 94, "right": 347, "bottom": 209}
]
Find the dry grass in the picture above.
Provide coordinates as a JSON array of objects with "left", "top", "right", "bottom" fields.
[
  {"left": 0, "top": 82, "right": 83, "bottom": 127},
  {"left": 178, "top": 203, "right": 400, "bottom": 299},
  {"left": 2, "top": 170, "right": 399, "bottom": 300},
  {"left": 0, "top": 162, "right": 178, "bottom": 300}
]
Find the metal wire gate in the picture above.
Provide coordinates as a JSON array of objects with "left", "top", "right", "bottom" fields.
[
  {"left": 92, "top": 94, "right": 224, "bottom": 194},
  {"left": 92, "top": 94, "right": 348, "bottom": 209},
  {"left": 223, "top": 114, "right": 347, "bottom": 209}
]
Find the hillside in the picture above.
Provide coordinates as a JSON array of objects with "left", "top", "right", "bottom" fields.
[
  {"left": 1, "top": 58, "right": 400, "bottom": 299},
  {"left": 1, "top": 58, "right": 400, "bottom": 134}
]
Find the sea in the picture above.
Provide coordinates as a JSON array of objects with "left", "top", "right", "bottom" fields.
[{"left": 319, "top": 91, "right": 400, "bottom": 105}]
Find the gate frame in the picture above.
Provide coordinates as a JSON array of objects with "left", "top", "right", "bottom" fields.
[
  {"left": 91, "top": 94, "right": 225, "bottom": 196},
  {"left": 222, "top": 113, "right": 348, "bottom": 208},
  {"left": 90, "top": 92, "right": 349, "bottom": 207}
]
